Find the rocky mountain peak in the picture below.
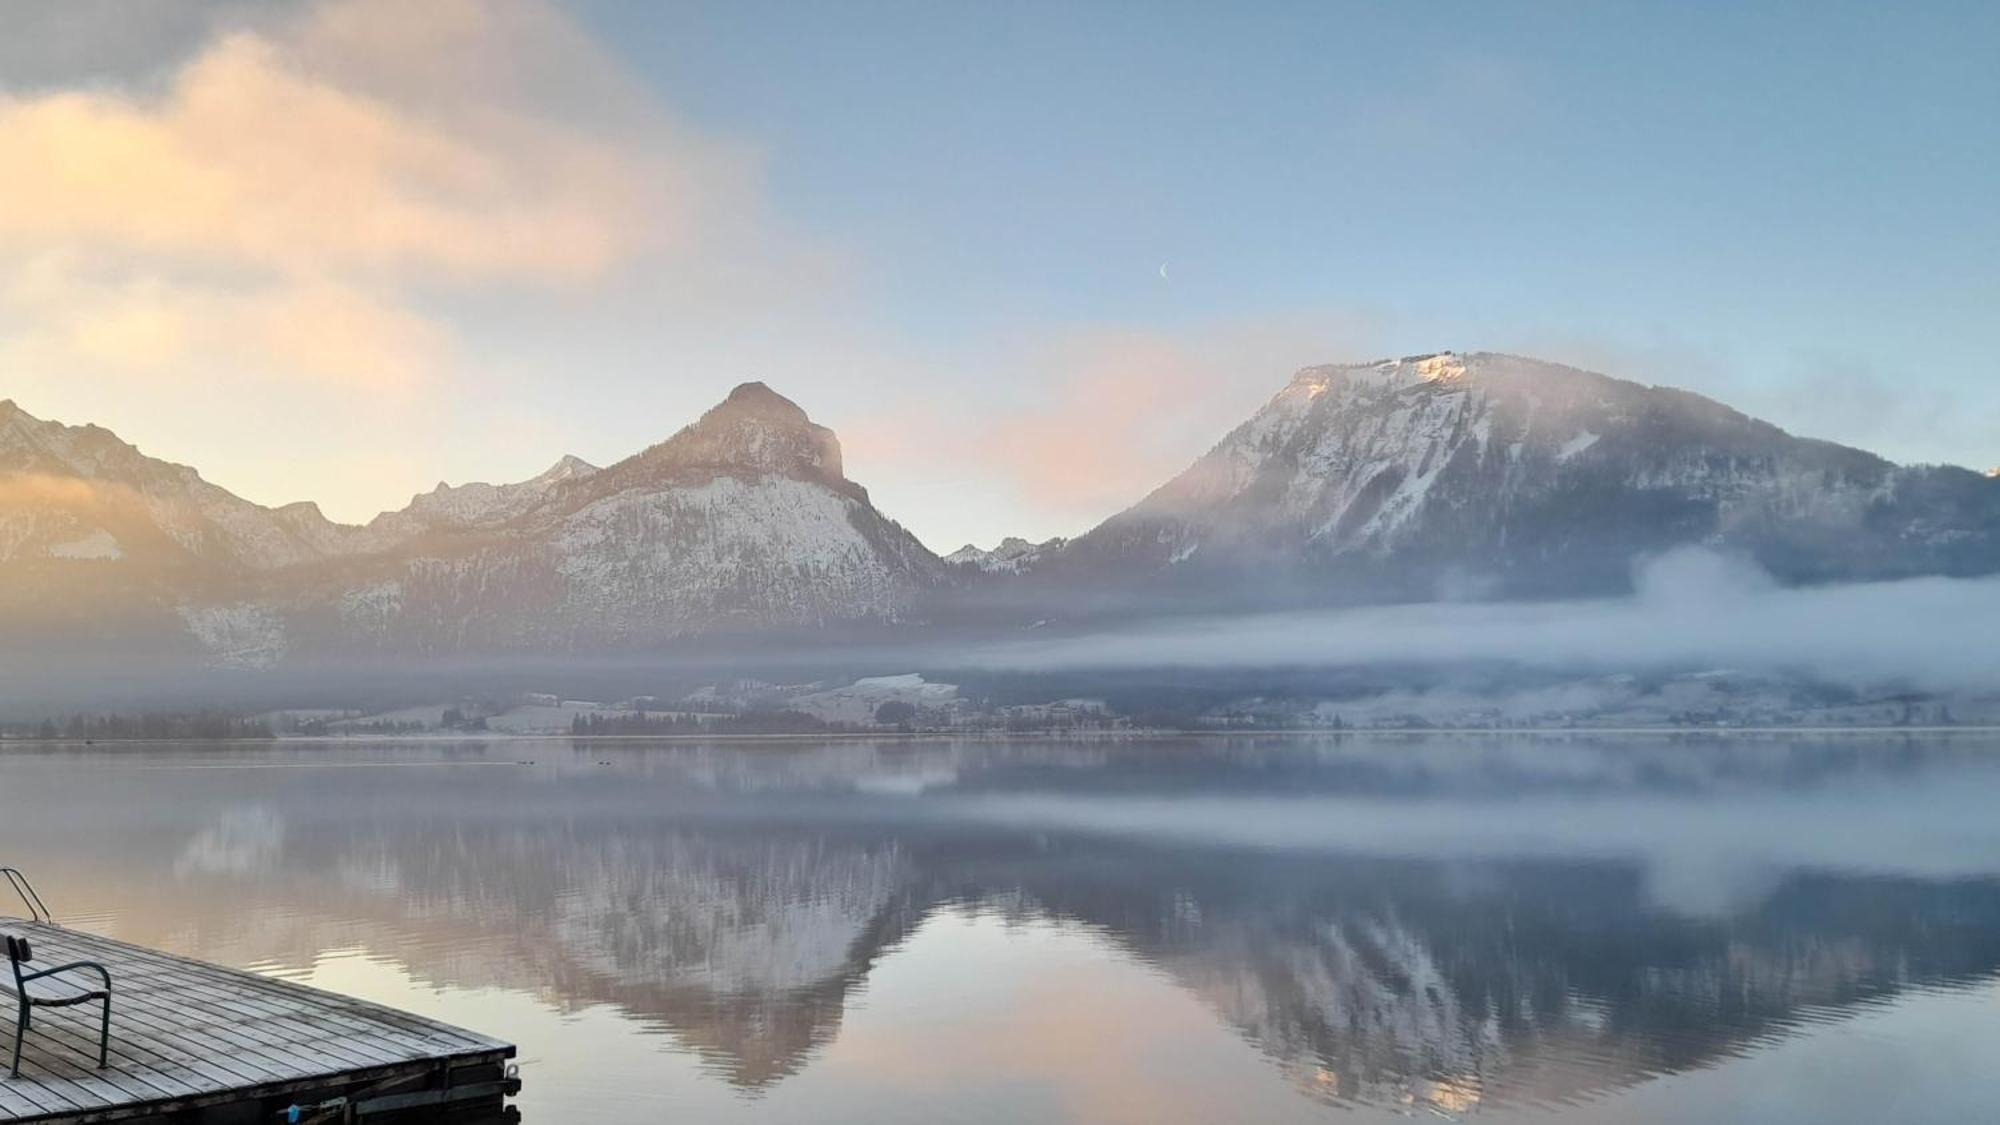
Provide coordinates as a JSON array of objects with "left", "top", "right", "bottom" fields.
[
  {"left": 635, "top": 382, "right": 845, "bottom": 483},
  {"left": 300, "top": 380, "right": 941, "bottom": 650},
  {"left": 0, "top": 401, "right": 111, "bottom": 473},
  {"left": 539, "top": 454, "right": 598, "bottom": 483},
  {"left": 1285, "top": 352, "right": 1500, "bottom": 395},
  {"left": 718, "top": 381, "right": 811, "bottom": 422},
  {"left": 0, "top": 399, "right": 46, "bottom": 443}
]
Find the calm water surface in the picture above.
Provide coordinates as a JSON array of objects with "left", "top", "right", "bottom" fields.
[{"left": 4, "top": 735, "right": 2000, "bottom": 1123}]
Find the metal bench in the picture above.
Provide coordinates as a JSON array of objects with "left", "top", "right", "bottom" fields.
[{"left": 6, "top": 929, "right": 114, "bottom": 1079}]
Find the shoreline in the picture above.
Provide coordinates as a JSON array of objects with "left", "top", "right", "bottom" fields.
[{"left": 5, "top": 724, "right": 2000, "bottom": 747}]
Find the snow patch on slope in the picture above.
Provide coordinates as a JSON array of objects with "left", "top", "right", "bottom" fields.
[
  {"left": 791, "top": 674, "right": 960, "bottom": 723},
  {"left": 178, "top": 603, "right": 289, "bottom": 669},
  {"left": 49, "top": 529, "right": 122, "bottom": 559},
  {"left": 1558, "top": 431, "right": 1600, "bottom": 460}
]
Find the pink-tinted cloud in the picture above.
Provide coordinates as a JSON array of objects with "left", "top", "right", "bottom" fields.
[
  {"left": 977, "top": 333, "right": 1226, "bottom": 517},
  {"left": 3, "top": 256, "right": 446, "bottom": 390},
  {"left": 843, "top": 314, "right": 1383, "bottom": 540},
  {"left": 0, "top": 0, "right": 771, "bottom": 392}
]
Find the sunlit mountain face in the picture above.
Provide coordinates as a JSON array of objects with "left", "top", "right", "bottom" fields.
[
  {"left": 0, "top": 384, "right": 947, "bottom": 663},
  {"left": 1029, "top": 353, "right": 2000, "bottom": 610},
  {"left": 8, "top": 736, "right": 2000, "bottom": 1121}
]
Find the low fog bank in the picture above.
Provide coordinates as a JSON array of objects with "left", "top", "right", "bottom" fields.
[
  {"left": 965, "top": 549, "right": 2000, "bottom": 692},
  {"left": 5, "top": 549, "right": 1996, "bottom": 724},
  {"left": 0, "top": 651, "right": 860, "bottom": 723}
]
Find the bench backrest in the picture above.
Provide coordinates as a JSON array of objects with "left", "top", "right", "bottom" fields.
[{"left": 4, "top": 934, "right": 26, "bottom": 994}]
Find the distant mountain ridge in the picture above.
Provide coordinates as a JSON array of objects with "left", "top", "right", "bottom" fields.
[
  {"left": 944, "top": 535, "right": 1066, "bottom": 574},
  {"left": 0, "top": 397, "right": 385, "bottom": 574},
  {"left": 5, "top": 352, "right": 1998, "bottom": 663},
  {"left": 0, "top": 398, "right": 591, "bottom": 573},
  {"left": 0, "top": 384, "right": 947, "bottom": 659},
  {"left": 376, "top": 455, "right": 600, "bottom": 536}
]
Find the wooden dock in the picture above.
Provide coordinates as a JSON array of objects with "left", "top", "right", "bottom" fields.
[{"left": 0, "top": 918, "right": 517, "bottom": 1124}]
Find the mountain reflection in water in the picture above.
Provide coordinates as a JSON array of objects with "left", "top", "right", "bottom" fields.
[{"left": 4, "top": 736, "right": 2000, "bottom": 1123}]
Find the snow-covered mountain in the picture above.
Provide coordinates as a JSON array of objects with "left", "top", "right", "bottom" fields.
[
  {"left": 8, "top": 352, "right": 2000, "bottom": 663},
  {"left": 0, "top": 398, "right": 405, "bottom": 652},
  {"left": 372, "top": 455, "right": 599, "bottom": 535},
  {"left": 1, "top": 386, "right": 946, "bottom": 659},
  {"left": 0, "top": 398, "right": 390, "bottom": 574},
  {"left": 1044, "top": 352, "right": 2000, "bottom": 605},
  {"left": 0, "top": 399, "right": 598, "bottom": 579},
  {"left": 283, "top": 382, "right": 948, "bottom": 652},
  {"left": 943, "top": 535, "right": 1066, "bottom": 573}
]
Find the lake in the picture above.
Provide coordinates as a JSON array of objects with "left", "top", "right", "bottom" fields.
[{"left": 4, "top": 735, "right": 2000, "bottom": 1123}]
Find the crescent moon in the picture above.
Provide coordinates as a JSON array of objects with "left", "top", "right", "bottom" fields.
[{"left": 1158, "top": 262, "right": 1170, "bottom": 280}]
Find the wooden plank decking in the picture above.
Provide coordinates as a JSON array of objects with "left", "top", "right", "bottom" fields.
[{"left": 0, "top": 919, "right": 516, "bottom": 1123}]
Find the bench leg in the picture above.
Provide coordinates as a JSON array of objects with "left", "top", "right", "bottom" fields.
[
  {"left": 97, "top": 998, "right": 109, "bottom": 1069},
  {"left": 9, "top": 1001, "right": 21, "bottom": 1079}
]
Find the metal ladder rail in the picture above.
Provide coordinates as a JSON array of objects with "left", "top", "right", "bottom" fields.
[{"left": 1, "top": 868, "right": 51, "bottom": 923}]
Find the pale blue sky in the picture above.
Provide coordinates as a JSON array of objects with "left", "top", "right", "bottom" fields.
[
  {"left": 573, "top": 0, "right": 1997, "bottom": 382},
  {"left": 573, "top": 0, "right": 2000, "bottom": 547},
  {"left": 5, "top": 1, "right": 1996, "bottom": 550}
]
